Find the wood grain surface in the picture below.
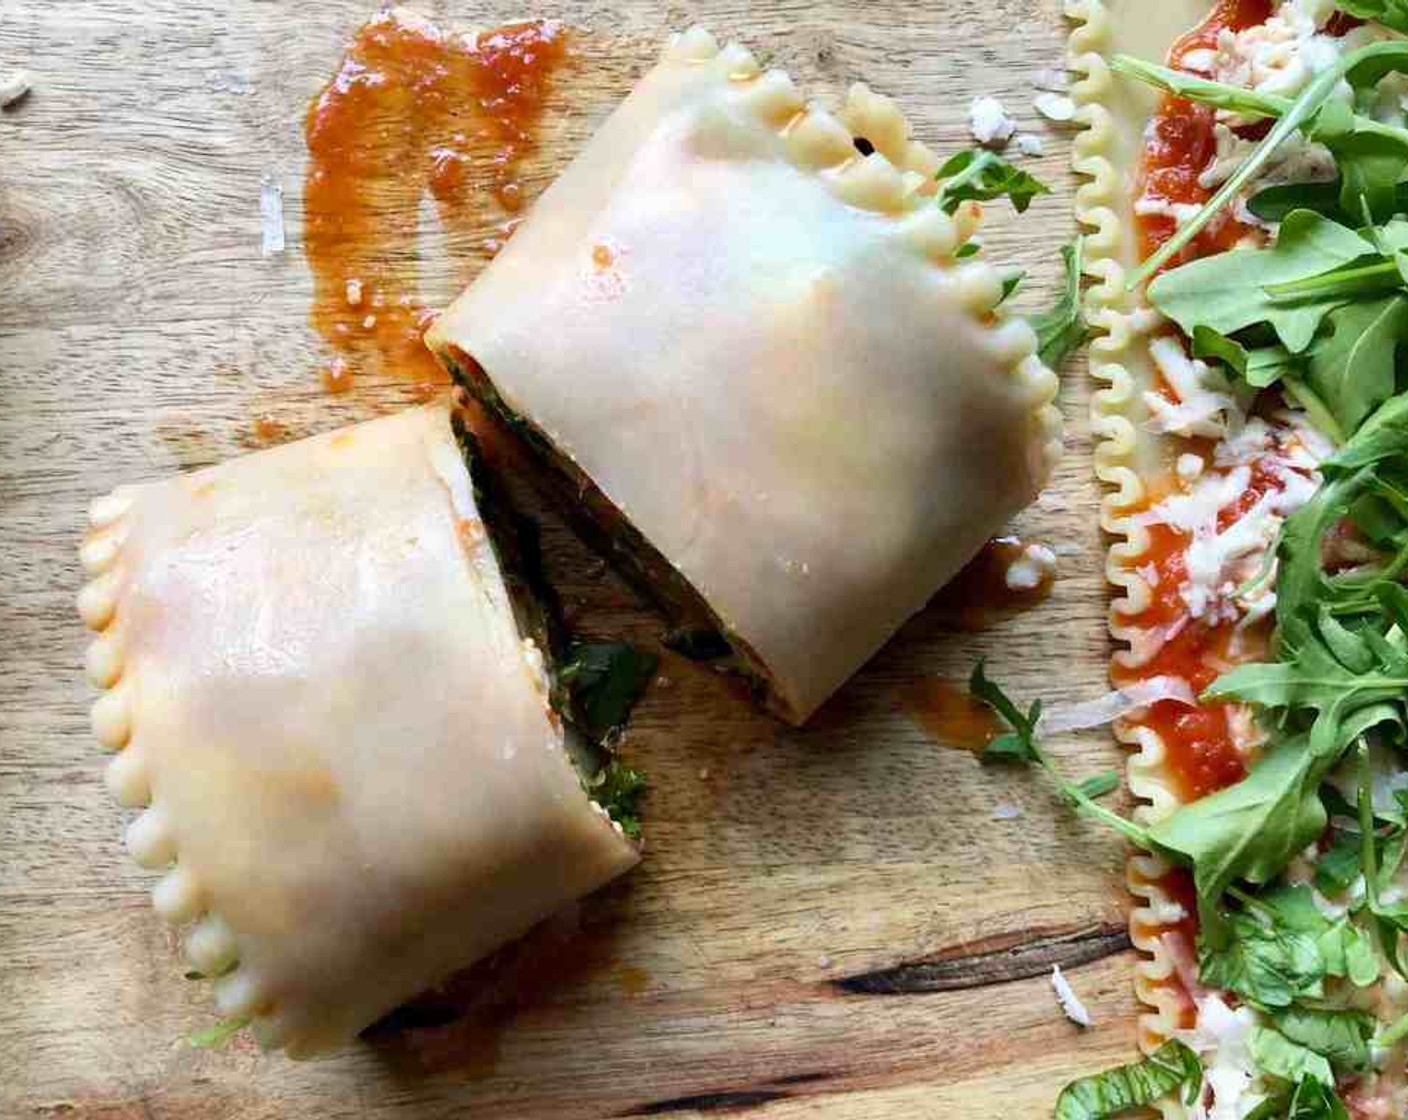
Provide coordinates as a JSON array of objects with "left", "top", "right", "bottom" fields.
[{"left": 0, "top": 1, "right": 1138, "bottom": 1117}]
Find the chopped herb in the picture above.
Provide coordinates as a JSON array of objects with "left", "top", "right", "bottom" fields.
[
  {"left": 1053, "top": 1040, "right": 1202, "bottom": 1119},
  {"left": 189, "top": 1015, "right": 250, "bottom": 1049},
  {"left": 558, "top": 641, "right": 658, "bottom": 741},
  {"left": 1031, "top": 237, "right": 1092, "bottom": 370},
  {"left": 590, "top": 760, "right": 646, "bottom": 841},
  {"left": 935, "top": 149, "right": 1052, "bottom": 215}
]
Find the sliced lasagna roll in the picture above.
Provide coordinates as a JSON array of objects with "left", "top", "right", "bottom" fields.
[
  {"left": 77, "top": 404, "right": 640, "bottom": 1058},
  {"left": 428, "top": 27, "right": 1062, "bottom": 724}
]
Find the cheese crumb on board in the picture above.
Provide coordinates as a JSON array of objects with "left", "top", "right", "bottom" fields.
[
  {"left": 969, "top": 95, "right": 1015, "bottom": 147},
  {"left": 0, "top": 70, "right": 30, "bottom": 108},
  {"left": 1050, "top": 965, "right": 1092, "bottom": 1028}
]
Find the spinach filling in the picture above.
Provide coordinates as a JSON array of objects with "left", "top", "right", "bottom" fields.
[
  {"left": 453, "top": 415, "right": 652, "bottom": 840},
  {"left": 440, "top": 346, "right": 773, "bottom": 708}
]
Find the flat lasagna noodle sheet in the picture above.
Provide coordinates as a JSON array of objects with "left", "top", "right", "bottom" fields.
[
  {"left": 429, "top": 27, "right": 1062, "bottom": 724},
  {"left": 1068, "top": 0, "right": 1233, "bottom": 1070},
  {"left": 77, "top": 404, "right": 639, "bottom": 1057}
]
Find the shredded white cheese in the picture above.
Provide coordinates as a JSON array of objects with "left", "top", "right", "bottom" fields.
[
  {"left": 1016, "top": 133, "right": 1045, "bottom": 157},
  {"left": 1033, "top": 91, "right": 1076, "bottom": 123},
  {"left": 1181, "top": 994, "right": 1267, "bottom": 1120},
  {"left": 259, "top": 180, "right": 285, "bottom": 256},
  {"left": 1004, "top": 543, "right": 1056, "bottom": 591},
  {"left": 1144, "top": 335, "right": 1241, "bottom": 439},
  {"left": 1050, "top": 965, "right": 1092, "bottom": 1028},
  {"left": 969, "top": 95, "right": 1016, "bottom": 147},
  {"left": 0, "top": 69, "right": 30, "bottom": 108}
]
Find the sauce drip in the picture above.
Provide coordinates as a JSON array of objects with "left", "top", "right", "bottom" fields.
[
  {"left": 902, "top": 678, "right": 1004, "bottom": 752},
  {"left": 304, "top": 14, "right": 568, "bottom": 385},
  {"left": 926, "top": 536, "right": 1057, "bottom": 632},
  {"left": 1134, "top": 0, "right": 1273, "bottom": 265}
]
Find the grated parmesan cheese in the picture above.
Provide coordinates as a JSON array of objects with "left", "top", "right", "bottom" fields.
[{"left": 1004, "top": 543, "right": 1056, "bottom": 591}]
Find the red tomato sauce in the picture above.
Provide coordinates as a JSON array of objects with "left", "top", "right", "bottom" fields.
[
  {"left": 304, "top": 15, "right": 567, "bottom": 386},
  {"left": 1134, "top": 0, "right": 1273, "bottom": 263}
]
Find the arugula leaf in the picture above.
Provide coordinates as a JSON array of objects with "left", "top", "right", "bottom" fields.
[
  {"left": 589, "top": 760, "right": 646, "bottom": 841},
  {"left": 1267, "top": 1006, "right": 1375, "bottom": 1073},
  {"left": 972, "top": 660, "right": 1041, "bottom": 763},
  {"left": 1146, "top": 210, "right": 1371, "bottom": 353},
  {"left": 1314, "top": 828, "right": 1364, "bottom": 894},
  {"left": 935, "top": 149, "right": 1052, "bottom": 215},
  {"left": 1053, "top": 1040, "right": 1202, "bottom": 1120},
  {"left": 1248, "top": 1025, "right": 1335, "bottom": 1087},
  {"left": 1000, "top": 270, "right": 1025, "bottom": 306},
  {"left": 1078, "top": 771, "right": 1121, "bottom": 800},
  {"left": 1148, "top": 738, "right": 1331, "bottom": 943},
  {"left": 1314, "top": 99, "right": 1408, "bottom": 221},
  {"left": 558, "top": 641, "right": 658, "bottom": 741},
  {"left": 1192, "top": 325, "right": 1250, "bottom": 376},
  {"left": 189, "top": 1015, "right": 250, "bottom": 1049},
  {"left": 1302, "top": 295, "right": 1408, "bottom": 435},
  {"left": 970, "top": 664, "right": 1151, "bottom": 847},
  {"left": 1337, "top": 0, "right": 1408, "bottom": 35},
  {"left": 1031, "top": 238, "right": 1091, "bottom": 370}
]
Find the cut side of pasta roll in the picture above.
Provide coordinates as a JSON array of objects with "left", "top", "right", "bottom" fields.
[
  {"left": 1069, "top": 1, "right": 1408, "bottom": 1116},
  {"left": 427, "top": 27, "right": 1063, "bottom": 725},
  {"left": 77, "top": 404, "right": 642, "bottom": 1058}
]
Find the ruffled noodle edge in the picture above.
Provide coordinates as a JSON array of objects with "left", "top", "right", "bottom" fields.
[
  {"left": 659, "top": 26, "right": 1063, "bottom": 481},
  {"left": 77, "top": 486, "right": 289, "bottom": 1051},
  {"left": 1067, "top": 2, "right": 1190, "bottom": 1112}
]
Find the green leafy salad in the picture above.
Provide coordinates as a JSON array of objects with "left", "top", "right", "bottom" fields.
[{"left": 990, "top": 6, "right": 1408, "bottom": 1117}]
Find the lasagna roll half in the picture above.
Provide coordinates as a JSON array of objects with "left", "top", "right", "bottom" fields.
[
  {"left": 77, "top": 404, "right": 640, "bottom": 1057},
  {"left": 428, "top": 27, "right": 1062, "bottom": 724}
]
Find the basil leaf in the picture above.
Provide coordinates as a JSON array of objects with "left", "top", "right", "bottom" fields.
[
  {"left": 1031, "top": 237, "right": 1091, "bottom": 370},
  {"left": 558, "top": 641, "right": 658, "bottom": 740},
  {"left": 935, "top": 149, "right": 1052, "bottom": 215},
  {"left": 1268, "top": 1006, "right": 1375, "bottom": 1072},
  {"left": 1316, "top": 917, "right": 1381, "bottom": 987},
  {"left": 1198, "top": 911, "right": 1325, "bottom": 1008},
  {"left": 1147, "top": 210, "right": 1371, "bottom": 353},
  {"left": 1248, "top": 1025, "right": 1335, "bottom": 1086},
  {"left": 1053, "top": 1040, "right": 1202, "bottom": 1120}
]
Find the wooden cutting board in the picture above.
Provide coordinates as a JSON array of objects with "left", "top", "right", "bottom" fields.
[{"left": 0, "top": 1, "right": 1143, "bottom": 1116}]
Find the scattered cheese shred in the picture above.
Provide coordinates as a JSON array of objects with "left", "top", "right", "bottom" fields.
[
  {"left": 0, "top": 69, "right": 30, "bottom": 108},
  {"left": 969, "top": 95, "right": 1016, "bottom": 147},
  {"left": 260, "top": 180, "right": 286, "bottom": 256},
  {"left": 1038, "top": 676, "right": 1196, "bottom": 736},
  {"left": 1051, "top": 965, "right": 1092, "bottom": 1028}
]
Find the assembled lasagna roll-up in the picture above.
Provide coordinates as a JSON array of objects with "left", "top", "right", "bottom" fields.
[
  {"left": 428, "top": 27, "right": 1062, "bottom": 724},
  {"left": 77, "top": 405, "right": 640, "bottom": 1058}
]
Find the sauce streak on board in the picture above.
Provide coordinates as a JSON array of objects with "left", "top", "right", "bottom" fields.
[
  {"left": 1134, "top": 0, "right": 1272, "bottom": 265},
  {"left": 925, "top": 536, "right": 1056, "bottom": 632},
  {"left": 902, "top": 678, "right": 1004, "bottom": 752},
  {"left": 304, "top": 14, "right": 568, "bottom": 385}
]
